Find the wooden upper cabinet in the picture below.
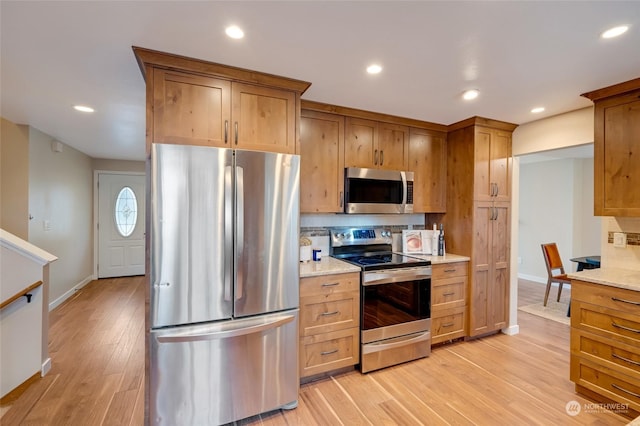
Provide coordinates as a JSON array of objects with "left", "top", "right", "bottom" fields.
[
  {"left": 133, "top": 46, "right": 311, "bottom": 155},
  {"left": 345, "top": 117, "right": 408, "bottom": 170},
  {"left": 231, "top": 82, "right": 296, "bottom": 154},
  {"left": 377, "top": 122, "right": 409, "bottom": 170},
  {"left": 408, "top": 127, "right": 446, "bottom": 212},
  {"left": 153, "top": 69, "right": 231, "bottom": 147},
  {"left": 582, "top": 78, "right": 640, "bottom": 216},
  {"left": 473, "top": 126, "right": 512, "bottom": 202},
  {"left": 299, "top": 110, "right": 345, "bottom": 213},
  {"left": 345, "top": 117, "right": 378, "bottom": 168}
]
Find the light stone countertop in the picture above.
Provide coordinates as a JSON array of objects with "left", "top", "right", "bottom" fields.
[
  {"left": 568, "top": 267, "right": 640, "bottom": 292},
  {"left": 299, "top": 252, "right": 470, "bottom": 278},
  {"left": 400, "top": 253, "right": 470, "bottom": 264},
  {"left": 299, "top": 256, "right": 360, "bottom": 278}
]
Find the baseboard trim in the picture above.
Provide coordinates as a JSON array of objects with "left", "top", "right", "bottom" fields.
[
  {"left": 49, "top": 274, "right": 95, "bottom": 311},
  {"left": 517, "top": 273, "right": 546, "bottom": 284},
  {"left": 502, "top": 324, "right": 520, "bottom": 335},
  {"left": 41, "top": 357, "right": 51, "bottom": 377}
]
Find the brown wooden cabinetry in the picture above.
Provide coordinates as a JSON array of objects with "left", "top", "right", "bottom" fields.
[
  {"left": 299, "top": 110, "right": 345, "bottom": 213},
  {"left": 582, "top": 78, "right": 640, "bottom": 216},
  {"left": 408, "top": 127, "right": 447, "bottom": 212},
  {"left": 345, "top": 117, "right": 409, "bottom": 170},
  {"left": 133, "top": 46, "right": 310, "bottom": 155},
  {"left": 570, "top": 280, "right": 640, "bottom": 417},
  {"left": 431, "top": 261, "right": 468, "bottom": 344},
  {"left": 299, "top": 272, "right": 360, "bottom": 379},
  {"left": 440, "top": 117, "right": 517, "bottom": 338}
]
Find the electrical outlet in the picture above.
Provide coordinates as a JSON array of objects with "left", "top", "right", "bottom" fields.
[
  {"left": 613, "top": 232, "right": 627, "bottom": 248},
  {"left": 517, "top": 257, "right": 522, "bottom": 264},
  {"left": 43, "top": 220, "right": 51, "bottom": 231}
]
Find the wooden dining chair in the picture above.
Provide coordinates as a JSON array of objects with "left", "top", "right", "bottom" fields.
[{"left": 541, "top": 243, "right": 571, "bottom": 306}]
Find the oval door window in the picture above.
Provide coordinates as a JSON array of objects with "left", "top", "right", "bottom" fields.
[{"left": 114, "top": 186, "right": 137, "bottom": 237}]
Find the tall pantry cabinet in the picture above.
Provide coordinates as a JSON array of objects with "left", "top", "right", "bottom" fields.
[{"left": 440, "top": 117, "right": 517, "bottom": 337}]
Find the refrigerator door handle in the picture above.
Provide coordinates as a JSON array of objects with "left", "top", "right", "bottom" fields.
[
  {"left": 224, "top": 165, "right": 233, "bottom": 302},
  {"left": 156, "top": 314, "right": 296, "bottom": 343},
  {"left": 236, "top": 165, "right": 245, "bottom": 301}
]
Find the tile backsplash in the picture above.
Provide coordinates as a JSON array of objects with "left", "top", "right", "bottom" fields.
[{"left": 601, "top": 217, "right": 640, "bottom": 271}]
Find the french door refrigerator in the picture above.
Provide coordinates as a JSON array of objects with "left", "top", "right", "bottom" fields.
[{"left": 149, "top": 143, "right": 300, "bottom": 425}]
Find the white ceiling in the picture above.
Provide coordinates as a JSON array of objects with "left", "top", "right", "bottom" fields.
[{"left": 2, "top": 1, "right": 639, "bottom": 161}]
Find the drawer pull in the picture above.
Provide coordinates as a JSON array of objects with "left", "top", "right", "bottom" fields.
[
  {"left": 321, "top": 282, "right": 340, "bottom": 287},
  {"left": 320, "top": 311, "right": 339, "bottom": 317},
  {"left": 611, "top": 383, "right": 640, "bottom": 399},
  {"left": 612, "top": 353, "right": 640, "bottom": 367},
  {"left": 611, "top": 296, "right": 640, "bottom": 306},
  {"left": 444, "top": 269, "right": 456, "bottom": 273},
  {"left": 441, "top": 322, "right": 454, "bottom": 327},
  {"left": 443, "top": 292, "right": 455, "bottom": 296},
  {"left": 611, "top": 322, "right": 640, "bottom": 334},
  {"left": 320, "top": 349, "right": 338, "bottom": 356}
]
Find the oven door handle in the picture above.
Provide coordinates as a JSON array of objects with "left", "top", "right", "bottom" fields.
[
  {"left": 363, "top": 271, "right": 431, "bottom": 286},
  {"left": 361, "top": 331, "right": 431, "bottom": 355}
]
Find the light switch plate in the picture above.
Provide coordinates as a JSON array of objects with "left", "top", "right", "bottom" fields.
[{"left": 613, "top": 232, "right": 627, "bottom": 248}]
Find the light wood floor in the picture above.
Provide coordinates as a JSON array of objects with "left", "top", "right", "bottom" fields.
[{"left": 1, "top": 278, "right": 631, "bottom": 425}]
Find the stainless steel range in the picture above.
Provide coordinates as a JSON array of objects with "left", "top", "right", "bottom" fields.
[{"left": 330, "top": 228, "right": 432, "bottom": 373}]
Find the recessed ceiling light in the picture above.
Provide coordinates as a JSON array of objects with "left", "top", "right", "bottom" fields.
[
  {"left": 366, "top": 64, "right": 382, "bottom": 74},
  {"left": 601, "top": 25, "right": 629, "bottom": 39},
  {"left": 531, "top": 107, "right": 545, "bottom": 114},
  {"left": 225, "top": 25, "right": 244, "bottom": 39},
  {"left": 462, "top": 89, "right": 479, "bottom": 101},
  {"left": 73, "top": 105, "right": 94, "bottom": 113}
]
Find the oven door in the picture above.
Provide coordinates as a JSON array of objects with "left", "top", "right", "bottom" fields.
[
  {"left": 361, "top": 267, "right": 431, "bottom": 344},
  {"left": 344, "top": 167, "right": 414, "bottom": 214}
]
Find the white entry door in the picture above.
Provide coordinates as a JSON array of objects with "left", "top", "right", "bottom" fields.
[{"left": 98, "top": 173, "right": 145, "bottom": 278}]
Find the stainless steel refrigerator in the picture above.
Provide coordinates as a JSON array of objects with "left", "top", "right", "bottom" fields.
[{"left": 149, "top": 143, "right": 300, "bottom": 425}]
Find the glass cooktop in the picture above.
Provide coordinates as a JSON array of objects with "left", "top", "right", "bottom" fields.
[{"left": 337, "top": 252, "right": 430, "bottom": 271}]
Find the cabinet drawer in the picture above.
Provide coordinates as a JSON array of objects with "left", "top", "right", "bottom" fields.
[
  {"left": 300, "top": 273, "right": 360, "bottom": 298},
  {"left": 572, "top": 280, "right": 640, "bottom": 316},
  {"left": 571, "top": 357, "right": 640, "bottom": 413},
  {"left": 571, "top": 330, "right": 640, "bottom": 378},
  {"left": 300, "top": 328, "right": 359, "bottom": 378},
  {"left": 432, "top": 262, "right": 468, "bottom": 280},
  {"left": 431, "top": 307, "right": 465, "bottom": 344},
  {"left": 431, "top": 277, "right": 466, "bottom": 309},
  {"left": 300, "top": 291, "right": 359, "bottom": 336},
  {"left": 572, "top": 300, "right": 640, "bottom": 346}
]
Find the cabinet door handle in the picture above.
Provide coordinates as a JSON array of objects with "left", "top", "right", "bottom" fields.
[
  {"left": 611, "top": 321, "right": 640, "bottom": 334},
  {"left": 339, "top": 191, "right": 344, "bottom": 208},
  {"left": 612, "top": 353, "right": 640, "bottom": 367},
  {"left": 443, "top": 292, "right": 455, "bottom": 296},
  {"left": 234, "top": 122, "right": 238, "bottom": 145},
  {"left": 224, "top": 120, "right": 229, "bottom": 143},
  {"left": 444, "top": 268, "right": 456, "bottom": 273},
  {"left": 494, "top": 183, "right": 499, "bottom": 197},
  {"left": 441, "top": 322, "right": 454, "bottom": 327},
  {"left": 380, "top": 150, "right": 384, "bottom": 166},
  {"left": 494, "top": 207, "right": 498, "bottom": 221},
  {"left": 320, "top": 311, "right": 340, "bottom": 317},
  {"left": 320, "top": 349, "right": 339, "bottom": 356},
  {"left": 611, "top": 297, "right": 640, "bottom": 306},
  {"left": 611, "top": 383, "right": 640, "bottom": 399},
  {"left": 374, "top": 149, "right": 379, "bottom": 165},
  {"left": 321, "top": 282, "right": 340, "bottom": 287}
]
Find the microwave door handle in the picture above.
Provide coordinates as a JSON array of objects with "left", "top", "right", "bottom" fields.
[{"left": 401, "top": 171, "right": 408, "bottom": 206}]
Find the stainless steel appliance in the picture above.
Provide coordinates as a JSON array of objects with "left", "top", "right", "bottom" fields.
[
  {"left": 149, "top": 144, "right": 300, "bottom": 425},
  {"left": 344, "top": 167, "right": 414, "bottom": 214},
  {"left": 330, "top": 228, "right": 431, "bottom": 373}
]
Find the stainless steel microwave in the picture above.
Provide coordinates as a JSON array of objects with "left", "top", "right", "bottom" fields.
[{"left": 344, "top": 167, "right": 414, "bottom": 214}]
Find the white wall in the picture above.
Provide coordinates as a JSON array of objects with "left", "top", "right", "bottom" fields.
[
  {"left": 28, "top": 128, "right": 94, "bottom": 307},
  {"left": 518, "top": 157, "right": 600, "bottom": 282}
]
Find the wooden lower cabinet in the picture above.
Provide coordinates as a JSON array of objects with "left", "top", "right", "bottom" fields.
[
  {"left": 570, "top": 280, "right": 640, "bottom": 417},
  {"left": 299, "top": 272, "right": 360, "bottom": 379},
  {"left": 431, "top": 262, "right": 468, "bottom": 344}
]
